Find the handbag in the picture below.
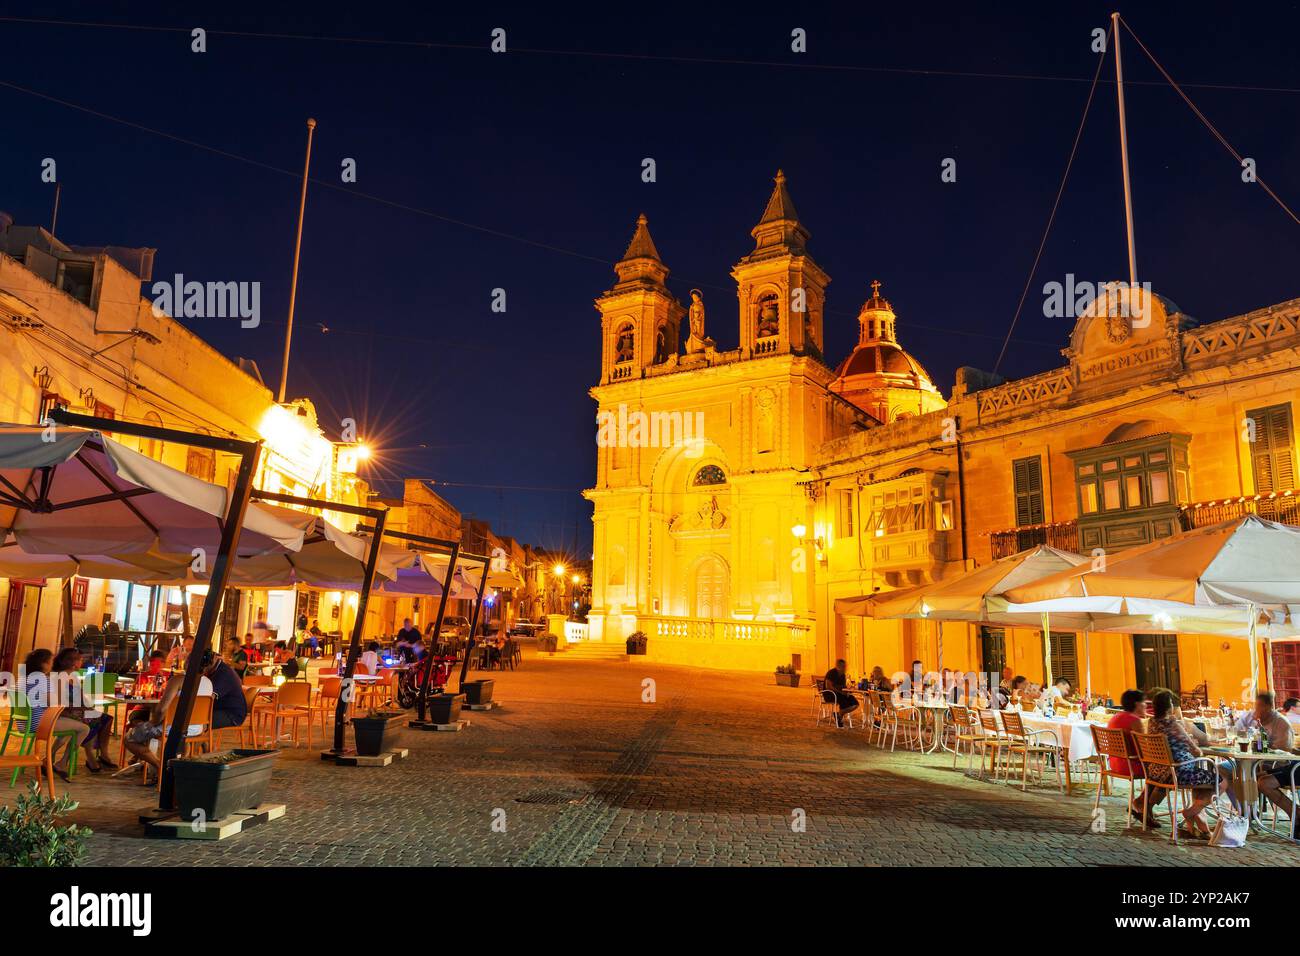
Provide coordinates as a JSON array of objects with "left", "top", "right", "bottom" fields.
[{"left": 1208, "top": 798, "right": 1248, "bottom": 848}]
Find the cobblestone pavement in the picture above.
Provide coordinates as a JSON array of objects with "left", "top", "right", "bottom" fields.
[{"left": 41, "top": 651, "right": 1298, "bottom": 866}]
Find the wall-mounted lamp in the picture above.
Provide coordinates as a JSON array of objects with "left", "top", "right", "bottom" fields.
[
  {"left": 33, "top": 365, "right": 52, "bottom": 392},
  {"left": 78, "top": 386, "right": 95, "bottom": 407}
]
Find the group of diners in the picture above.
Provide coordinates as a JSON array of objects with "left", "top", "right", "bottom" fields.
[{"left": 1107, "top": 687, "right": 1297, "bottom": 839}]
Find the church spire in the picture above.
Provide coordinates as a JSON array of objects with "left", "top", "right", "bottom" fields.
[
  {"left": 621, "top": 212, "right": 661, "bottom": 262},
  {"left": 748, "top": 168, "right": 810, "bottom": 257},
  {"left": 611, "top": 212, "right": 669, "bottom": 289}
]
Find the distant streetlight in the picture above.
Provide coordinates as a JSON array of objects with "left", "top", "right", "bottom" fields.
[{"left": 552, "top": 563, "right": 566, "bottom": 578}]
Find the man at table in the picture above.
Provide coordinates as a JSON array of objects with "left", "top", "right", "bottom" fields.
[
  {"left": 1044, "top": 677, "right": 1072, "bottom": 705},
  {"left": 1247, "top": 692, "right": 1298, "bottom": 825},
  {"left": 823, "top": 659, "right": 859, "bottom": 728},
  {"left": 164, "top": 636, "right": 193, "bottom": 671}
]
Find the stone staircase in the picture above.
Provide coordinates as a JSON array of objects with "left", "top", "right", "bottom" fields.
[{"left": 553, "top": 640, "right": 629, "bottom": 662}]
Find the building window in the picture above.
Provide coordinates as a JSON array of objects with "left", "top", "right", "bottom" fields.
[
  {"left": 756, "top": 294, "right": 780, "bottom": 338},
  {"left": 1073, "top": 436, "right": 1188, "bottom": 517},
  {"left": 692, "top": 464, "right": 726, "bottom": 486},
  {"left": 186, "top": 448, "right": 216, "bottom": 482},
  {"left": 1012, "top": 457, "right": 1044, "bottom": 526},
  {"left": 614, "top": 324, "right": 635, "bottom": 363},
  {"left": 836, "top": 489, "right": 854, "bottom": 537},
  {"left": 1047, "top": 632, "right": 1079, "bottom": 687},
  {"left": 865, "top": 484, "right": 928, "bottom": 535},
  {"left": 1246, "top": 403, "right": 1296, "bottom": 493}
]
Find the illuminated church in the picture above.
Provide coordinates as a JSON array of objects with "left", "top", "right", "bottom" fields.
[{"left": 584, "top": 171, "right": 945, "bottom": 670}]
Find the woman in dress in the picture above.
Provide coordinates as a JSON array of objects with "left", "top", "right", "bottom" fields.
[{"left": 1147, "top": 689, "right": 1220, "bottom": 839}]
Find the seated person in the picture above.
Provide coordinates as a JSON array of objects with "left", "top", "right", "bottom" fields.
[
  {"left": 359, "top": 641, "right": 381, "bottom": 674},
  {"left": 272, "top": 641, "right": 294, "bottom": 664},
  {"left": 224, "top": 635, "right": 249, "bottom": 678},
  {"left": 1007, "top": 675, "right": 1029, "bottom": 708},
  {"left": 823, "top": 659, "right": 859, "bottom": 728},
  {"left": 1246, "top": 692, "right": 1298, "bottom": 824},
  {"left": 164, "top": 636, "right": 194, "bottom": 671},
  {"left": 1107, "top": 689, "right": 1162, "bottom": 827},
  {"left": 125, "top": 650, "right": 248, "bottom": 784},
  {"left": 1043, "top": 676, "right": 1072, "bottom": 704},
  {"left": 1148, "top": 689, "right": 1221, "bottom": 839},
  {"left": 867, "top": 666, "right": 892, "bottom": 693}
]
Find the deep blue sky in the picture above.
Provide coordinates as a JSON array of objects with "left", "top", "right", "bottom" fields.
[{"left": 2, "top": 1, "right": 1297, "bottom": 553}]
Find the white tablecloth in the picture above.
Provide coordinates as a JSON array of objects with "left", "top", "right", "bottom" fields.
[{"left": 1014, "top": 714, "right": 1101, "bottom": 763}]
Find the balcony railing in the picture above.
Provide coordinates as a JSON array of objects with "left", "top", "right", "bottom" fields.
[
  {"left": 609, "top": 362, "right": 634, "bottom": 382},
  {"left": 988, "top": 520, "right": 1079, "bottom": 560},
  {"left": 988, "top": 490, "right": 1300, "bottom": 559},
  {"left": 639, "top": 614, "right": 813, "bottom": 647},
  {"left": 754, "top": 335, "right": 780, "bottom": 356},
  {"left": 1179, "top": 490, "right": 1300, "bottom": 529}
]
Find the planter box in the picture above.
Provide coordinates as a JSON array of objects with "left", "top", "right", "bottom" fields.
[
  {"left": 351, "top": 712, "right": 404, "bottom": 757},
  {"left": 626, "top": 640, "right": 647, "bottom": 655},
  {"left": 774, "top": 672, "right": 801, "bottom": 687},
  {"left": 461, "top": 679, "right": 495, "bottom": 706},
  {"left": 425, "top": 693, "right": 463, "bottom": 725},
  {"left": 171, "top": 749, "right": 278, "bottom": 822}
]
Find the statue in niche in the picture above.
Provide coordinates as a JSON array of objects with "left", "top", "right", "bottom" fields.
[{"left": 685, "top": 289, "right": 714, "bottom": 354}]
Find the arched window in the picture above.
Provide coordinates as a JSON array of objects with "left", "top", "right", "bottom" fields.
[
  {"left": 756, "top": 293, "right": 780, "bottom": 338},
  {"left": 693, "top": 464, "right": 726, "bottom": 486},
  {"left": 653, "top": 322, "right": 673, "bottom": 364},
  {"left": 614, "top": 324, "right": 635, "bottom": 363}
]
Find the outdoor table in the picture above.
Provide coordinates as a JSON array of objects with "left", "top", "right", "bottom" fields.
[
  {"left": 1205, "top": 746, "right": 1300, "bottom": 828},
  {"left": 913, "top": 700, "right": 952, "bottom": 754},
  {"left": 999, "top": 712, "right": 1105, "bottom": 795}
]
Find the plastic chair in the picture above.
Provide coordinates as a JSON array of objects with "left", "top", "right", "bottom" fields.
[
  {"left": 257, "top": 682, "right": 312, "bottom": 748},
  {"left": 2, "top": 692, "right": 81, "bottom": 783},
  {"left": 0, "top": 706, "right": 66, "bottom": 797},
  {"left": 1000, "top": 710, "right": 1064, "bottom": 793}
]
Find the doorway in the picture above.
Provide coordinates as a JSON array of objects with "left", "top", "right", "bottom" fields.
[
  {"left": 980, "top": 627, "right": 1006, "bottom": 682},
  {"left": 1132, "top": 634, "right": 1181, "bottom": 693},
  {"left": 691, "top": 555, "right": 729, "bottom": 620}
]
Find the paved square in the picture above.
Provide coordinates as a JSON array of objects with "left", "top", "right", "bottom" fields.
[{"left": 39, "top": 651, "right": 1299, "bottom": 866}]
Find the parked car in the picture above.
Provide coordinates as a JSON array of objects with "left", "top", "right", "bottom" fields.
[
  {"left": 438, "top": 615, "right": 471, "bottom": 640},
  {"left": 508, "top": 619, "right": 546, "bottom": 637}
]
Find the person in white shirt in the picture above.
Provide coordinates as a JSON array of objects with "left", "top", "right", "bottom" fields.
[
  {"left": 358, "top": 642, "right": 381, "bottom": 674},
  {"left": 1043, "top": 677, "right": 1071, "bottom": 703}
]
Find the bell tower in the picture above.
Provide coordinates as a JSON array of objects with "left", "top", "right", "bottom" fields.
[
  {"left": 731, "top": 170, "right": 830, "bottom": 361},
  {"left": 596, "top": 214, "right": 683, "bottom": 385}
]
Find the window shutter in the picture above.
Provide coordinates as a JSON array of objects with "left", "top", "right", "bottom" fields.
[
  {"left": 1248, "top": 404, "right": 1296, "bottom": 493},
  {"left": 1013, "top": 457, "right": 1044, "bottom": 526},
  {"left": 1048, "top": 632, "right": 1078, "bottom": 686}
]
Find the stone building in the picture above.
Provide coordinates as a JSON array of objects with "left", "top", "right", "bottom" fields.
[
  {"left": 584, "top": 177, "right": 1300, "bottom": 703},
  {"left": 0, "top": 214, "right": 370, "bottom": 667}
]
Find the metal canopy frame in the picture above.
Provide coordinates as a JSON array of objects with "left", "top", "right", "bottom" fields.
[
  {"left": 43, "top": 406, "right": 261, "bottom": 810},
  {"left": 355, "top": 525, "right": 492, "bottom": 722}
]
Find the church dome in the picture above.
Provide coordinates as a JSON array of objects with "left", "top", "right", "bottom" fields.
[{"left": 830, "top": 280, "right": 946, "bottom": 421}]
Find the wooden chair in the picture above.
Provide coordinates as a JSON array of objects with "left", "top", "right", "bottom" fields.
[
  {"left": 999, "top": 710, "right": 1064, "bottom": 792},
  {"left": 974, "top": 710, "right": 1013, "bottom": 779},
  {"left": 878, "top": 695, "right": 920, "bottom": 752},
  {"left": 217, "top": 687, "right": 261, "bottom": 750},
  {"left": 257, "top": 682, "right": 313, "bottom": 748},
  {"left": 1090, "top": 725, "right": 1143, "bottom": 830},
  {"left": 1130, "top": 731, "right": 1218, "bottom": 845},
  {"left": 242, "top": 673, "right": 273, "bottom": 687},
  {"left": 948, "top": 704, "right": 983, "bottom": 772},
  {"left": 0, "top": 706, "right": 65, "bottom": 797}
]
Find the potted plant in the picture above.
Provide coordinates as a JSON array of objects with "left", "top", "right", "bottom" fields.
[
  {"left": 460, "top": 679, "right": 495, "bottom": 706},
  {"left": 425, "top": 693, "right": 464, "bottom": 725},
  {"left": 171, "top": 749, "right": 278, "bottom": 823},
  {"left": 774, "top": 664, "right": 801, "bottom": 687},
  {"left": 0, "top": 781, "right": 90, "bottom": 866},
  {"left": 351, "top": 709, "right": 405, "bottom": 756},
  {"left": 625, "top": 630, "right": 648, "bottom": 655},
  {"left": 537, "top": 632, "right": 559, "bottom": 653}
]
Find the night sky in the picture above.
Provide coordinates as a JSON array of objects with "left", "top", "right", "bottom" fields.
[{"left": 2, "top": 1, "right": 1297, "bottom": 553}]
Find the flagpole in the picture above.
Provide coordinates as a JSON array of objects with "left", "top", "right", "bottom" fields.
[
  {"left": 1112, "top": 12, "right": 1139, "bottom": 289},
  {"left": 277, "top": 117, "right": 317, "bottom": 404}
]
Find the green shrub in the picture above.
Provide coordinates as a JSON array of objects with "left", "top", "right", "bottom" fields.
[{"left": 0, "top": 781, "right": 91, "bottom": 867}]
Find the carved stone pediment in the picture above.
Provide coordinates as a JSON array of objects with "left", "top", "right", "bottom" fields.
[{"left": 668, "top": 495, "right": 728, "bottom": 535}]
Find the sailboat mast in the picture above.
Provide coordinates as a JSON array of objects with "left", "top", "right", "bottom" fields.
[{"left": 1112, "top": 12, "right": 1138, "bottom": 289}]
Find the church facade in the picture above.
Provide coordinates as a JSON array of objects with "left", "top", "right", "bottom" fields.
[{"left": 585, "top": 171, "right": 1300, "bottom": 705}]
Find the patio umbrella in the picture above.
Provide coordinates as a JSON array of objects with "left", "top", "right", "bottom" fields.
[
  {"left": 0, "top": 424, "right": 310, "bottom": 557},
  {"left": 999, "top": 516, "right": 1300, "bottom": 695}
]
